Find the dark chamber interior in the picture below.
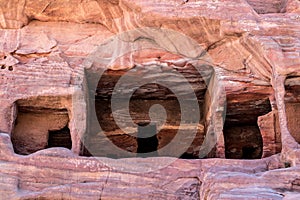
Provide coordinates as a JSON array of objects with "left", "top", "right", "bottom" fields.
[
  {"left": 11, "top": 99, "right": 71, "bottom": 155},
  {"left": 82, "top": 64, "right": 279, "bottom": 160},
  {"left": 136, "top": 123, "right": 159, "bottom": 156},
  {"left": 48, "top": 125, "right": 72, "bottom": 149},
  {"left": 82, "top": 66, "right": 208, "bottom": 159},
  {"left": 224, "top": 124, "right": 263, "bottom": 159},
  {"left": 223, "top": 94, "right": 272, "bottom": 159},
  {"left": 10, "top": 68, "right": 279, "bottom": 160}
]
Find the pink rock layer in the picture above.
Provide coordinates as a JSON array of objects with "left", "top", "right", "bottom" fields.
[{"left": 0, "top": 0, "right": 300, "bottom": 199}]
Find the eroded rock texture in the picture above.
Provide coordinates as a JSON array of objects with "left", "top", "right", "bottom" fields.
[{"left": 0, "top": 0, "right": 300, "bottom": 199}]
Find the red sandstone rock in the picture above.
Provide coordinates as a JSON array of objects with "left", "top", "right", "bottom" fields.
[{"left": 0, "top": 0, "right": 300, "bottom": 199}]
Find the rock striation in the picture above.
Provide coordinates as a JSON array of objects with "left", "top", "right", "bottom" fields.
[{"left": 0, "top": 0, "right": 300, "bottom": 199}]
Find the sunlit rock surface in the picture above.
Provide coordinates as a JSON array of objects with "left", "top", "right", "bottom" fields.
[{"left": 0, "top": 0, "right": 300, "bottom": 199}]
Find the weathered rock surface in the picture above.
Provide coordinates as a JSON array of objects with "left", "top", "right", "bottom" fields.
[{"left": 0, "top": 0, "right": 300, "bottom": 199}]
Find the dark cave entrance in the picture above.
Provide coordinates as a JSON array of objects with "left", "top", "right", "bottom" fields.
[
  {"left": 82, "top": 64, "right": 211, "bottom": 158},
  {"left": 11, "top": 98, "right": 71, "bottom": 155},
  {"left": 224, "top": 124, "right": 263, "bottom": 159},
  {"left": 242, "top": 146, "right": 257, "bottom": 159},
  {"left": 223, "top": 96, "right": 272, "bottom": 159},
  {"left": 136, "top": 123, "right": 158, "bottom": 156},
  {"left": 48, "top": 125, "right": 72, "bottom": 149}
]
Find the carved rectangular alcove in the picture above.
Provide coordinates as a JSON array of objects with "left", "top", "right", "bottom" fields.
[
  {"left": 224, "top": 93, "right": 275, "bottom": 159},
  {"left": 11, "top": 97, "right": 72, "bottom": 155},
  {"left": 82, "top": 65, "right": 282, "bottom": 160},
  {"left": 81, "top": 66, "right": 208, "bottom": 159},
  {"left": 285, "top": 77, "right": 300, "bottom": 144}
]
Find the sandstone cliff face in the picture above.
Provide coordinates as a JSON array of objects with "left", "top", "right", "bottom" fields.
[{"left": 0, "top": 0, "right": 300, "bottom": 199}]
